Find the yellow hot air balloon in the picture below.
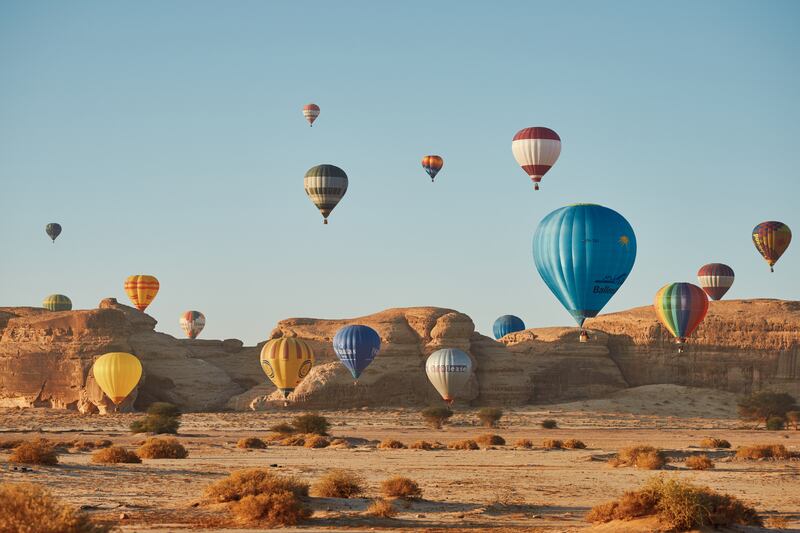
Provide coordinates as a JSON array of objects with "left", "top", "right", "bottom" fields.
[
  {"left": 124, "top": 275, "right": 159, "bottom": 312},
  {"left": 92, "top": 352, "right": 143, "bottom": 405},
  {"left": 259, "top": 338, "right": 314, "bottom": 399}
]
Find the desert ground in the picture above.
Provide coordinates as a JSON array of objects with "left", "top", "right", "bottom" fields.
[{"left": 1, "top": 385, "right": 799, "bottom": 532}]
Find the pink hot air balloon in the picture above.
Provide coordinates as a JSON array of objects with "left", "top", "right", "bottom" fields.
[
  {"left": 697, "top": 263, "right": 734, "bottom": 301},
  {"left": 511, "top": 127, "right": 561, "bottom": 190},
  {"left": 303, "top": 103, "right": 320, "bottom": 127}
]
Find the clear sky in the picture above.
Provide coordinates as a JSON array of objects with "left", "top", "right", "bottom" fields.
[{"left": 1, "top": 1, "right": 798, "bottom": 345}]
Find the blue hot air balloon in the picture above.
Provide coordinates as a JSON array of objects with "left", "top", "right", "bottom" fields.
[
  {"left": 493, "top": 315, "right": 525, "bottom": 339},
  {"left": 332, "top": 325, "right": 381, "bottom": 380},
  {"left": 533, "top": 204, "right": 636, "bottom": 342}
]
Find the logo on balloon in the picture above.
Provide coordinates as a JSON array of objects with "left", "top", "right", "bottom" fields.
[
  {"left": 618, "top": 235, "right": 630, "bottom": 247},
  {"left": 298, "top": 360, "right": 312, "bottom": 378},
  {"left": 261, "top": 360, "right": 275, "bottom": 379}
]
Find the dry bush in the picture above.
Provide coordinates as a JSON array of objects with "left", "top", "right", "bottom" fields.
[
  {"left": 237, "top": 437, "right": 267, "bottom": 449},
  {"left": 291, "top": 413, "right": 329, "bottom": 435},
  {"left": 685, "top": 455, "right": 714, "bottom": 470},
  {"left": 279, "top": 435, "right": 306, "bottom": 446},
  {"left": 515, "top": 438, "right": 533, "bottom": 448},
  {"left": 0, "top": 482, "right": 112, "bottom": 532},
  {"left": 72, "top": 439, "right": 113, "bottom": 451},
  {"left": 541, "top": 419, "right": 558, "bottom": 429},
  {"left": 378, "top": 439, "right": 407, "bottom": 449},
  {"left": 9, "top": 438, "right": 58, "bottom": 465},
  {"left": 204, "top": 468, "right": 309, "bottom": 503},
  {"left": 91, "top": 446, "right": 141, "bottom": 464},
  {"left": 563, "top": 439, "right": 586, "bottom": 449},
  {"left": 475, "top": 434, "right": 505, "bottom": 446},
  {"left": 311, "top": 469, "right": 365, "bottom": 498},
  {"left": 230, "top": 491, "right": 311, "bottom": 526},
  {"left": 366, "top": 498, "right": 398, "bottom": 517},
  {"left": 136, "top": 437, "right": 188, "bottom": 459},
  {"left": 380, "top": 476, "right": 422, "bottom": 500},
  {"left": 610, "top": 445, "right": 667, "bottom": 470},
  {"left": 735, "top": 444, "right": 792, "bottom": 460},
  {"left": 477, "top": 407, "right": 503, "bottom": 428},
  {"left": 421, "top": 406, "right": 453, "bottom": 429},
  {"left": 447, "top": 439, "right": 479, "bottom": 450},
  {"left": 304, "top": 435, "right": 330, "bottom": 449},
  {"left": 269, "top": 422, "right": 296, "bottom": 434},
  {"left": 410, "top": 440, "right": 444, "bottom": 450},
  {"left": 699, "top": 437, "right": 731, "bottom": 448},
  {"left": 0, "top": 439, "right": 24, "bottom": 450},
  {"left": 542, "top": 439, "right": 563, "bottom": 449},
  {"left": 329, "top": 438, "right": 353, "bottom": 448},
  {"left": 787, "top": 410, "right": 800, "bottom": 430}
]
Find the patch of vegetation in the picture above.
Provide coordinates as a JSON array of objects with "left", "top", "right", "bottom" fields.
[
  {"left": 237, "top": 437, "right": 267, "bottom": 449},
  {"left": 366, "top": 498, "right": 398, "bottom": 517},
  {"left": 541, "top": 419, "right": 558, "bottom": 429},
  {"left": 475, "top": 434, "right": 505, "bottom": 447},
  {"left": 8, "top": 438, "right": 58, "bottom": 466},
  {"left": 766, "top": 416, "right": 786, "bottom": 431},
  {"left": 91, "top": 446, "right": 141, "bottom": 464},
  {"left": 303, "top": 435, "right": 330, "bottom": 449},
  {"left": 230, "top": 492, "right": 311, "bottom": 526},
  {"left": 542, "top": 439, "right": 563, "bottom": 449},
  {"left": 563, "top": 439, "right": 586, "bottom": 449},
  {"left": 447, "top": 439, "right": 479, "bottom": 450},
  {"left": 421, "top": 406, "right": 453, "bottom": 429},
  {"left": 136, "top": 437, "right": 188, "bottom": 459},
  {"left": 378, "top": 439, "right": 407, "bottom": 449},
  {"left": 279, "top": 435, "right": 307, "bottom": 446},
  {"left": 291, "top": 413, "right": 329, "bottom": 436},
  {"left": 477, "top": 407, "right": 503, "bottom": 428},
  {"left": 269, "top": 422, "right": 296, "bottom": 435},
  {"left": 699, "top": 437, "right": 731, "bottom": 449},
  {"left": 514, "top": 438, "right": 533, "bottom": 448},
  {"left": 609, "top": 445, "right": 667, "bottom": 470},
  {"left": 129, "top": 414, "right": 180, "bottom": 435},
  {"left": 0, "top": 439, "right": 24, "bottom": 450},
  {"left": 0, "top": 482, "right": 112, "bottom": 532},
  {"left": 146, "top": 402, "right": 182, "bottom": 418},
  {"left": 685, "top": 455, "right": 714, "bottom": 470},
  {"left": 311, "top": 469, "right": 365, "bottom": 498},
  {"left": 786, "top": 410, "right": 800, "bottom": 430},
  {"left": 204, "top": 468, "right": 309, "bottom": 503},
  {"left": 737, "top": 392, "right": 797, "bottom": 426},
  {"left": 735, "top": 444, "right": 792, "bottom": 460},
  {"left": 409, "top": 440, "right": 436, "bottom": 450},
  {"left": 329, "top": 438, "right": 353, "bottom": 448},
  {"left": 380, "top": 476, "right": 422, "bottom": 500}
]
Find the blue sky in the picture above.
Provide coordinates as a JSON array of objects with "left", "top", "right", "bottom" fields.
[{"left": 1, "top": 1, "right": 798, "bottom": 345}]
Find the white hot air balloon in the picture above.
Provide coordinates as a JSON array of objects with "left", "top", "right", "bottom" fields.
[
  {"left": 425, "top": 348, "right": 473, "bottom": 404},
  {"left": 511, "top": 127, "right": 561, "bottom": 190}
]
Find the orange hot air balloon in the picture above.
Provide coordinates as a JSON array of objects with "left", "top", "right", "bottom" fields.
[
  {"left": 752, "top": 221, "right": 791, "bottom": 272},
  {"left": 124, "top": 275, "right": 159, "bottom": 312}
]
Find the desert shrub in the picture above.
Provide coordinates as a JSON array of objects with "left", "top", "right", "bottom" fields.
[
  {"left": 421, "top": 406, "right": 453, "bottom": 429},
  {"left": 475, "top": 434, "right": 505, "bottom": 446},
  {"left": 786, "top": 411, "right": 800, "bottom": 430},
  {"left": 311, "top": 469, "right": 365, "bottom": 498},
  {"left": 146, "top": 402, "right": 181, "bottom": 418},
  {"left": 447, "top": 439, "right": 479, "bottom": 450},
  {"left": 737, "top": 392, "right": 797, "bottom": 426},
  {"left": 230, "top": 491, "right": 311, "bottom": 526},
  {"left": 129, "top": 414, "right": 180, "bottom": 434},
  {"left": 237, "top": 437, "right": 267, "bottom": 449},
  {"left": 0, "top": 439, "right": 24, "bottom": 450},
  {"left": 685, "top": 455, "right": 714, "bottom": 470},
  {"left": 279, "top": 435, "right": 306, "bottom": 446},
  {"left": 91, "top": 446, "right": 141, "bottom": 464},
  {"left": 269, "top": 422, "right": 296, "bottom": 434},
  {"left": 304, "top": 435, "right": 330, "bottom": 449},
  {"left": 9, "top": 438, "right": 58, "bottom": 466},
  {"left": 204, "top": 468, "right": 309, "bottom": 503},
  {"left": 380, "top": 476, "right": 422, "bottom": 500},
  {"left": 735, "top": 444, "right": 792, "bottom": 460},
  {"left": 766, "top": 416, "right": 786, "bottom": 431},
  {"left": 136, "top": 437, "right": 188, "bottom": 459},
  {"left": 291, "top": 413, "right": 329, "bottom": 436},
  {"left": 699, "top": 437, "right": 731, "bottom": 448},
  {"left": 72, "top": 439, "right": 113, "bottom": 451},
  {"left": 366, "top": 498, "right": 398, "bottom": 517},
  {"left": 514, "top": 438, "right": 533, "bottom": 448},
  {"left": 0, "top": 482, "right": 112, "bottom": 533},
  {"left": 610, "top": 445, "right": 667, "bottom": 470},
  {"left": 542, "top": 439, "right": 563, "bottom": 449},
  {"left": 541, "top": 419, "right": 558, "bottom": 429},
  {"left": 329, "top": 438, "right": 353, "bottom": 448},
  {"left": 563, "top": 439, "right": 587, "bottom": 449},
  {"left": 378, "top": 439, "right": 407, "bottom": 449},
  {"left": 477, "top": 407, "right": 503, "bottom": 428},
  {"left": 410, "top": 440, "right": 433, "bottom": 450}
]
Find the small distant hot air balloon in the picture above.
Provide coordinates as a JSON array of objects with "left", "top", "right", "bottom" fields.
[
  {"left": 493, "top": 315, "right": 525, "bottom": 340},
  {"left": 92, "top": 352, "right": 143, "bottom": 405},
  {"left": 697, "top": 263, "right": 734, "bottom": 300},
  {"left": 333, "top": 325, "right": 381, "bottom": 381},
  {"left": 653, "top": 283, "right": 708, "bottom": 353},
  {"left": 304, "top": 164, "right": 348, "bottom": 224},
  {"left": 752, "top": 221, "right": 791, "bottom": 272},
  {"left": 45, "top": 223, "right": 62, "bottom": 243},
  {"left": 260, "top": 338, "right": 315, "bottom": 400},
  {"left": 512, "top": 127, "right": 561, "bottom": 190},
  {"left": 124, "top": 275, "right": 159, "bottom": 312},
  {"left": 179, "top": 311, "right": 206, "bottom": 339},
  {"left": 303, "top": 103, "right": 320, "bottom": 126},
  {"left": 421, "top": 155, "right": 444, "bottom": 183},
  {"left": 42, "top": 294, "right": 72, "bottom": 311},
  {"left": 425, "top": 348, "right": 473, "bottom": 405}
]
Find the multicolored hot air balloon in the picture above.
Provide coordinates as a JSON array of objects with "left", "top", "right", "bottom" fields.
[
  {"left": 512, "top": 127, "right": 561, "bottom": 190},
  {"left": 421, "top": 155, "right": 444, "bottom": 183},
  {"left": 303, "top": 103, "right": 320, "bottom": 126},
  {"left": 425, "top": 348, "right": 473, "bottom": 405},
  {"left": 333, "top": 325, "right": 381, "bottom": 380},
  {"left": 533, "top": 204, "right": 636, "bottom": 342},
  {"left": 42, "top": 294, "right": 72, "bottom": 311},
  {"left": 697, "top": 263, "right": 734, "bottom": 300},
  {"left": 92, "top": 352, "right": 143, "bottom": 405},
  {"left": 45, "top": 223, "right": 62, "bottom": 243},
  {"left": 260, "top": 338, "right": 315, "bottom": 399},
  {"left": 493, "top": 315, "right": 525, "bottom": 340},
  {"left": 752, "top": 221, "right": 791, "bottom": 272},
  {"left": 653, "top": 282, "right": 708, "bottom": 353},
  {"left": 179, "top": 311, "right": 206, "bottom": 339},
  {"left": 124, "top": 275, "right": 159, "bottom": 312},
  {"left": 304, "top": 164, "right": 348, "bottom": 224}
]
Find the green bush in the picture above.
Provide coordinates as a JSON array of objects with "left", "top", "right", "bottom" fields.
[
  {"left": 477, "top": 407, "right": 503, "bottom": 428},
  {"left": 146, "top": 402, "right": 181, "bottom": 418},
  {"left": 291, "top": 414, "right": 329, "bottom": 436},
  {"left": 766, "top": 416, "right": 786, "bottom": 431},
  {"left": 130, "top": 414, "right": 180, "bottom": 434},
  {"left": 421, "top": 407, "right": 453, "bottom": 429},
  {"left": 737, "top": 392, "right": 797, "bottom": 426},
  {"left": 541, "top": 419, "right": 558, "bottom": 429}
]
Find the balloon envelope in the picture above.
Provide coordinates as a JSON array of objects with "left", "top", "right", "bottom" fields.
[
  {"left": 697, "top": 263, "right": 734, "bottom": 300},
  {"left": 752, "top": 221, "right": 791, "bottom": 272},
  {"left": 333, "top": 325, "right": 381, "bottom": 379},
  {"left": 92, "top": 352, "right": 142, "bottom": 404},
  {"left": 124, "top": 275, "right": 159, "bottom": 312},
  {"left": 425, "top": 348, "right": 473, "bottom": 404},
  {"left": 512, "top": 127, "right": 561, "bottom": 190},
  {"left": 493, "top": 315, "right": 525, "bottom": 339},
  {"left": 45, "top": 223, "right": 62, "bottom": 243},
  {"left": 303, "top": 103, "right": 320, "bottom": 126},
  {"left": 533, "top": 204, "right": 636, "bottom": 328},
  {"left": 260, "top": 338, "right": 315, "bottom": 399},
  {"left": 180, "top": 310, "right": 205, "bottom": 339},
  {"left": 304, "top": 164, "right": 348, "bottom": 224},
  {"left": 653, "top": 282, "right": 708, "bottom": 349},
  {"left": 42, "top": 294, "right": 72, "bottom": 311},
  {"left": 421, "top": 155, "right": 444, "bottom": 182}
]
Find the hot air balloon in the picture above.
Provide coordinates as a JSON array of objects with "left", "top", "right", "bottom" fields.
[
  {"left": 92, "top": 352, "right": 143, "bottom": 405},
  {"left": 124, "top": 275, "right": 159, "bottom": 312},
  {"left": 752, "top": 221, "right": 791, "bottom": 272},
  {"left": 332, "top": 325, "right": 381, "bottom": 380},
  {"left": 425, "top": 348, "right": 473, "bottom": 405},
  {"left": 304, "top": 164, "right": 348, "bottom": 224},
  {"left": 179, "top": 310, "right": 205, "bottom": 339},
  {"left": 533, "top": 204, "right": 636, "bottom": 343},
  {"left": 697, "top": 263, "right": 734, "bottom": 300},
  {"left": 653, "top": 283, "right": 708, "bottom": 353},
  {"left": 260, "top": 338, "right": 315, "bottom": 399},
  {"left": 511, "top": 127, "right": 561, "bottom": 191},
  {"left": 303, "top": 103, "right": 320, "bottom": 126},
  {"left": 421, "top": 155, "right": 444, "bottom": 183},
  {"left": 42, "top": 294, "right": 72, "bottom": 311},
  {"left": 492, "top": 315, "right": 525, "bottom": 340},
  {"left": 45, "top": 223, "right": 62, "bottom": 243}
]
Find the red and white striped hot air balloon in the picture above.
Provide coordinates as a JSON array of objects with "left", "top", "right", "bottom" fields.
[
  {"left": 179, "top": 310, "right": 206, "bottom": 339},
  {"left": 303, "top": 103, "right": 320, "bottom": 127},
  {"left": 511, "top": 127, "right": 561, "bottom": 190},
  {"left": 697, "top": 263, "right": 735, "bottom": 301}
]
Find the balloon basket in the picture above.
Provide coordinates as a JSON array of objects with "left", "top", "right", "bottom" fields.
[{"left": 323, "top": 219, "right": 328, "bottom": 225}]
